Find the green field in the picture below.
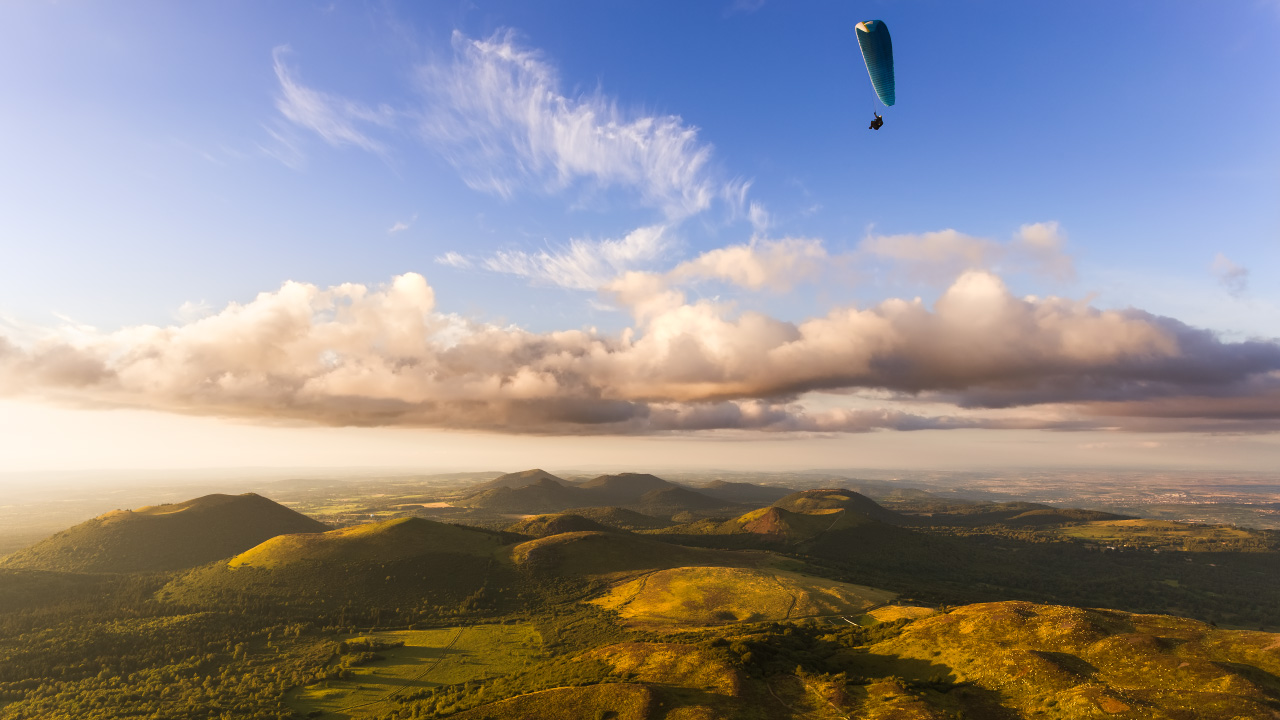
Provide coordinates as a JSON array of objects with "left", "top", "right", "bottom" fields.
[
  {"left": 1054, "top": 518, "right": 1270, "bottom": 550},
  {"left": 289, "top": 623, "right": 542, "bottom": 719}
]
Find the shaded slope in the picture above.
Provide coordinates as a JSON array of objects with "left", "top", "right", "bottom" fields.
[
  {"left": 578, "top": 473, "right": 676, "bottom": 504},
  {"left": 697, "top": 480, "right": 792, "bottom": 505},
  {"left": 505, "top": 513, "right": 609, "bottom": 538},
  {"left": 1, "top": 493, "right": 327, "bottom": 573},
  {"left": 512, "top": 531, "right": 748, "bottom": 578},
  {"left": 470, "top": 468, "right": 569, "bottom": 492},
  {"left": 461, "top": 477, "right": 589, "bottom": 513},
  {"left": 562, "top": 507, "right": 675, "bottom": 531}
]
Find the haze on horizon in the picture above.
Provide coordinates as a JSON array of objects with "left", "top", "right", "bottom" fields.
[{"left": 1, "top": 1, "right": 1278, "bottom": 480}]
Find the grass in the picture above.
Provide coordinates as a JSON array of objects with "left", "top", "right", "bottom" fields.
[
  {"left": 447, "top": 683, "right": 656, "bottom": 720},
  {"left": 591, "top": 566, "right": 896, "bottom": 630},
  {"left": 868, "top": 600, "right": 1280, "bottom": 718},
  {"left": 229, "top": 517, "right": 505, "bottom": 569},
  {"left": 1054, "top": 518, "right": 1270, "bottom": 550},
  {"left": 289, "top": 622, "right": 542, "bottom": 719}
]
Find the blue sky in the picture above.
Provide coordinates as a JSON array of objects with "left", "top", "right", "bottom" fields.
[{"left": 1, "top": 1, "right": 1278, "bottom": 473}]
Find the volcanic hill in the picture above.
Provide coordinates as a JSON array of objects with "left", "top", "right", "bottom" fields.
[{"left": 0, "top": 493, "right": 328, "bottom": 573}]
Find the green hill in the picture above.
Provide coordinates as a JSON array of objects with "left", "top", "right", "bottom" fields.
[
  {"left": 0, "top": 493, "right": 328, "bottom": 573},
  {"left": 592, "top": 566, "right": 896, "bottom": 630},
  {"left": 772, "top": 488, "right": 905, "bottom": 524},
  {"left": 162, "top": 517, "right": 517, "bottom": 619},
  {"left": 578, "top": 473, "right": 675, "bottom": 504},
  {"left": 470, "top": 468, "right": 569, "bottom": 492},
  {"left": 505, "top": 513, "right": 609, "bottom": 538},
  {"left": 635, "top": 486, "right": 728, "bottom": 517},
  {"left": 511, "top": 530, "right": 746, "bottom": 578},
  {"left": 561, "top": 507, "right": 675, "bottom": 531},
  {"left": 461, "top": 477, "right": 589, "bottom": 513},
  {"left": 870, "top": 601, "right": 1280, "bottom": 718},
  {"left": 718, "top": 505, "right": 854, "bottom": 542}
]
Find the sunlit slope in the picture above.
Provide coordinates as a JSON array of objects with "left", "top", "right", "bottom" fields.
[
  {"left": 772, "top": 488, "right": 904, "bottom": 524},
  {"left": 871, "top": 601, "right": 1280, "bottom": 718},
  {"left": 1054, "top": 518, "right": 1279, "bottom": 551},
  {"left": 229, "top": 516, "right": 502, "bottom": 568},
  {"left": 447, "top": 684, "right": 656, "bottom": 720},
  {"left": 592, "top": 566, "right": 895, "bottom": 629},
  {"left": 512, "top": 531, "right": 747, "bottom": 578},
  {"left": 163, "top": 517, "right": 516, "bottom": 614},
  {"left": 0, "top": 493, "right": 327, "bottom": 573}
]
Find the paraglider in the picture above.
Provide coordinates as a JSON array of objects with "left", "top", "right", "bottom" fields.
[{"left": 856, "top": 20, "right": 894, "bottom": 129}]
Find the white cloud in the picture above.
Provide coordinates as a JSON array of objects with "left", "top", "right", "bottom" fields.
[
  {"left": 859, "top": 221, "right": 1073, "bottom": 284},
  {"left": 435, "top": 252, "right": 473, "bottom": 269},
  {"left": 418, "top": 30, "right": 727, "bottom": 219},
  {"left": 5, "top": 270, "right": 1278, "bottom": 434},
  {"left": 478, "top": 225, "right": 671, "bottom": 290},
  {"left": 272, "top": 46, "right": 396, "bottom": 156},
  {"left": 669, "top": 237, "right": 826, "bottom": 291}
]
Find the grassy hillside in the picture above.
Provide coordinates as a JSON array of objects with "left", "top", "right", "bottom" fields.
[
  {"left": 289, "top": 622, "right": 542, "bottom": 719},
  {"left": 563, "top": 507, "right": 675, "bottom": 531},
  {"left": 592, "top": 566, "right": 896, "bottom": 630},
  {"left": 162, "top": 517, "right": 518, "bottom": 621},
  {"left": 228, "top": 517, "right": 502, "bottom": 569},
  {"left": 771, "top": 488, "right": 904, "bottom": 524},
  {"left": 505, "top": 513, "right": 609, "bottom": 538},
  {"left": 0, "top": 493, "right": 328, "bottom": 573},
  {"left": 512, "top": 531, "right": 748, "bottom": 579},
  {"left": 1054, "top": 518, "right": 1279, "bottom": 551},
  {"left": 870, "top": 601, "right": 1280, "bottom": 718}
]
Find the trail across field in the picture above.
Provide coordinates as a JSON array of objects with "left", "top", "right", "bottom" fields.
[{"left": 289, "top": 623, "right": 542, "bottom": 719}]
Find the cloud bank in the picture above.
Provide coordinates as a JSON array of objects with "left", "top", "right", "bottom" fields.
[{"left": 3, "top": 264, "right": 1277, "bottom": 435}]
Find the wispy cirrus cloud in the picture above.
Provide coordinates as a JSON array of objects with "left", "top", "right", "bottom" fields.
[
  {"left": 272, "top": 46, "right": 397, "bottom": 156},
  {"left": 463, "top": 225, "right": 672, "bottom": 290},
  {"left": 418, "top": 30, "right": 729, "bottom": 220}
]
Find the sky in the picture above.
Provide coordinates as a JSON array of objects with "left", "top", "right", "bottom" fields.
[{"left": 1, "top": 0, "right": 1278, "bottom": 476}]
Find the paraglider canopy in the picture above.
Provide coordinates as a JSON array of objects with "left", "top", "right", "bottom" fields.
[{"left": 856, "top": 20, "right": 895, "bottom": 107}]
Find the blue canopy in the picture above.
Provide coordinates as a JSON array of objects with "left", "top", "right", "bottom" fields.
[{"left": 856, "top": 20, "right": 895, "bottom": 107}]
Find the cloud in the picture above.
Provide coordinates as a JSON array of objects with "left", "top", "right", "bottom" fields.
[
  {"left": 4, "top": 270, "right": 1279, "bottom": 435},
  {"left": 859, "top": 221, "right": 1073, "bottom": 284},
  {"left": 418, "top": 30, "right": 726, "bottom": 219},
  {"left": 1212, "top": 253, "right": 1249, "bottom": 296},
  {"left": 435, "top": 252, "right": 472, "bottom": 269},
  {"left": 472, "top": 225, "right": 671, "bottom": 290},
  {"left": 669, "top": 237, "right": 826, "bottom": 291},
  {"left": 272, "top": 46, "right": 396, "bottom": 156},
  {"left": 388, "top": 215, "right": 416, "bottom": 234}
]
